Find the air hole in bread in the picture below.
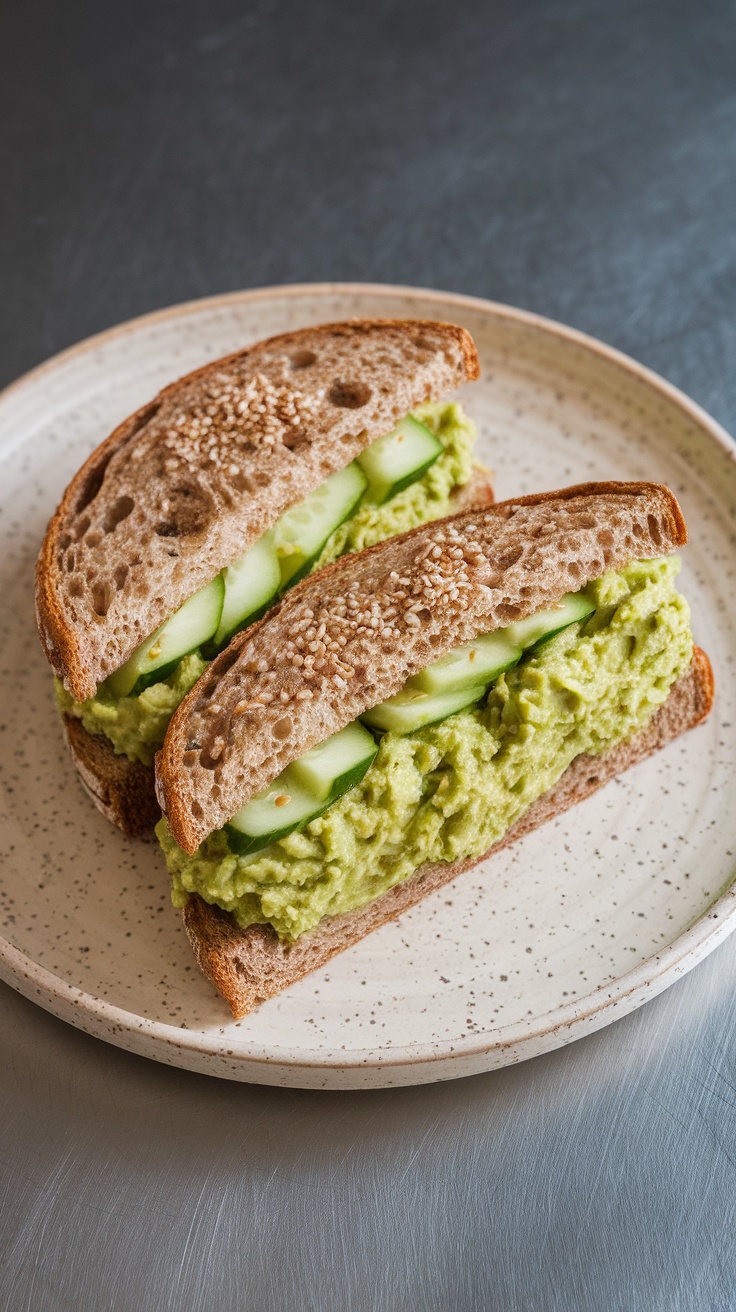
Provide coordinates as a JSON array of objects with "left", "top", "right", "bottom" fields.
[
  {"left": 85, "top": 531, "right": 102, "bottom": 549},
  {"left": 65, "top": 552, "right": 76, "bottom": 573},
  {"left": 231, "top": 469, "right": 255, "bottom": 494},
  {"left": 567, "top": 561, "right": 581, "bottom": 577},
  {"left": 73, "top": 515, "right": 91, "bottom": 542},
  {"left": 413, "top": 335, "right": 434, "bottom": 352},
  {"left": 632, "top": 521, "right": 645, "bottom": 538},
  {"left": 91, "top": 582, "right": 112, "bottom": 617},
  {"left": 190, "top": 800, "right": 204, "bottom": 821},
  {"left": 281, "top": 429, "right": 309, "bottom": 451},
  {"left": 289, "top": 349, "right": 317, "bottom": 370},
  {"left": 154, "top": 482, "right": 213, "bottom": 536},
  {"left": 74, "top": 456, "right": 113, "bottom": 513},
  {"left": 415, "top": 608, "right": 431, "bottom": 623},
  {"left": 647, "top": 514, "right": 663, "bottom": 546},
  {"left": 327, "top": 380, "right": 372, "bottom": 409},
  {"left": 103, "top": 496, "right": 135, "bottom": 534},
  {"left": 59, "top": 533, "right": 72, "bottom": 552},
  {"left": 113, "top": 564, "right": 128, "bottom": 591},
  {"left": 69, "top": 578, "right": 84, "bottom": 598},
  {"left": 496, "top": 602, "right": 523, "bottom": 623},
  {"left": 496, "top": 545, "right": 524, "bottom": 569},
  {"left": 272, "top": 717, "right": 292, "bottom": 740},
  {"left": 597, "top": 528, "right": 614, "bottom": 548}
]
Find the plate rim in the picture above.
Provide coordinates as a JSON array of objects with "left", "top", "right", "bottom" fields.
[{"left": 1, "top": 280, "right": 734, "bottom": 1087}]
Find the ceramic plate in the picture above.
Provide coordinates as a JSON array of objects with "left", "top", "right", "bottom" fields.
[{"left": 0, "top": 283, "right": 734, "bottom": 1089}]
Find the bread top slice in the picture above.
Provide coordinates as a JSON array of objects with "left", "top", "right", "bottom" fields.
[
  {"left": 157, "top": 481, "right": 687, "bottom": 853},
  {"left": 36, "top": 318, "right": 479, "bottom": 701}
]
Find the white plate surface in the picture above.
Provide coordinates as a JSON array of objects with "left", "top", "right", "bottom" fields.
[{"left": 0, "top": 283, "right": 734, "bottom": 1089}]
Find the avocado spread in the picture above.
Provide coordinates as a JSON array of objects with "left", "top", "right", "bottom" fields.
[
  {"left": 55, "top": 401, "right": 478, "bottom": 766},
  {"left": 159, "top": 556, "right": 692, "bottom": 942}
]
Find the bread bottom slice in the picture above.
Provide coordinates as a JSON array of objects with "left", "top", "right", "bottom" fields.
[
  {"left": 57, "top": 466, "right": 495, "bottom": 837},
  {"left": 62, "top": 713, "right": 160, "bottom": 837},
  {"left": 181, "top": 647, "right": 714, "bottom": 1019}
]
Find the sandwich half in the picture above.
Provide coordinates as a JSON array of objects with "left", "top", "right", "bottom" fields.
[
  {"left": 155, "top": 482, "right": 714, "bottom": 1017},
  {"left": 36, "top": 318, "right": 491, "bottom": 834}
]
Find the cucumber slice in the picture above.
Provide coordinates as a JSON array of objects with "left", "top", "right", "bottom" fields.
[
  {"left": 271, "top": 461, "right": 368, "bottom": 590},
  {"left": 408, "top": 630, "right": 522, "bottom": 696},
  {"left": 226, "top": 723, "right": 378, "bottom": 856},
  {"left": 226, "top": 776, "right": 327, "bottom": 857},
  {"left": 211, "top": 535, "right": 281, "bottom": 651},
  {"left": 290, "top": 722, "right": 378, "bottom": 801},
  {"left": 356, "top": 416, "right": 443, "bottom": 505},
  {"left": 107, "top": 575, "right": 224, "bottom": 698},
  {"left": 506, "top": 591, "right": 595, "bottom": 651},
  {"left": 361, "top": 683, "right": 488, "bottom": 734}
]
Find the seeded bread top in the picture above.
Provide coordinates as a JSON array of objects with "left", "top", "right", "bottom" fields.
[
  {"left": 157, "top": 481, "right": 687, "bottom": 853},
  {"left": 36, "top": 318, "right": 479, "bottom": 701}
]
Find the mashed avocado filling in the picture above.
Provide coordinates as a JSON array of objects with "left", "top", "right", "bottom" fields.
[
  {"left": 158, "top": 556, "right": 692, "bottom": 943},
  {"left": 55, "top": 401, "right": 479, "bottom": 766}
]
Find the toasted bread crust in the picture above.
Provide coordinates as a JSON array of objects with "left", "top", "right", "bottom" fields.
[
  {"left": 159, "top": 481, "right": 688, "bottom": 854},
  {"left": 54, "top": 466, "right": 495, "bottom": 836},
  {"left": 36, "top": 319, "right": 479, "bottom": 701},
  {"left": 181, "top": 648, "right": 714, "bottom": 1019}
]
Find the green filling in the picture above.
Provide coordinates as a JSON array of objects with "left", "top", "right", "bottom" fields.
[
  {"left": 312, "top": 401, "right": 476, "bottom": 568},
  {"left": 55, "top": 653, "right": 208, "bottom": 767},
  {"left": 55, "top": 401, "right": 479, "bottom": 766},
  {"left": 159, "top": 556, "right": 693, "bottom": 943}
]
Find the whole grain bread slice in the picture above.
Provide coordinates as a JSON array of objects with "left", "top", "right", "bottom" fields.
[
  {"left": 59, "top": 465, "right": 495, "bottom": 837},
  {"left": 158, "top": 481, "right": 687, "bottom": 854},
  {"left": 37, "top": 318, "right": 479, "bottom": 701},
  {"left": 181, "top": 647, "right": 714, "bottom": 1019}
]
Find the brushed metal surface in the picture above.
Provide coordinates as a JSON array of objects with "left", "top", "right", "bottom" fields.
[{"left": 2, "top": 0, "right": 736, "bottom": 1307}]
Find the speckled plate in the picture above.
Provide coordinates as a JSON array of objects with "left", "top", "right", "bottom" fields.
[{"left": 1, "top": 284, "right": 734, "bottom": 1089}]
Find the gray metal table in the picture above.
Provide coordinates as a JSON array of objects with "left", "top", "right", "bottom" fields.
[{"left": 2, "top": 3, "right": 736, "bottom": 1308}]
